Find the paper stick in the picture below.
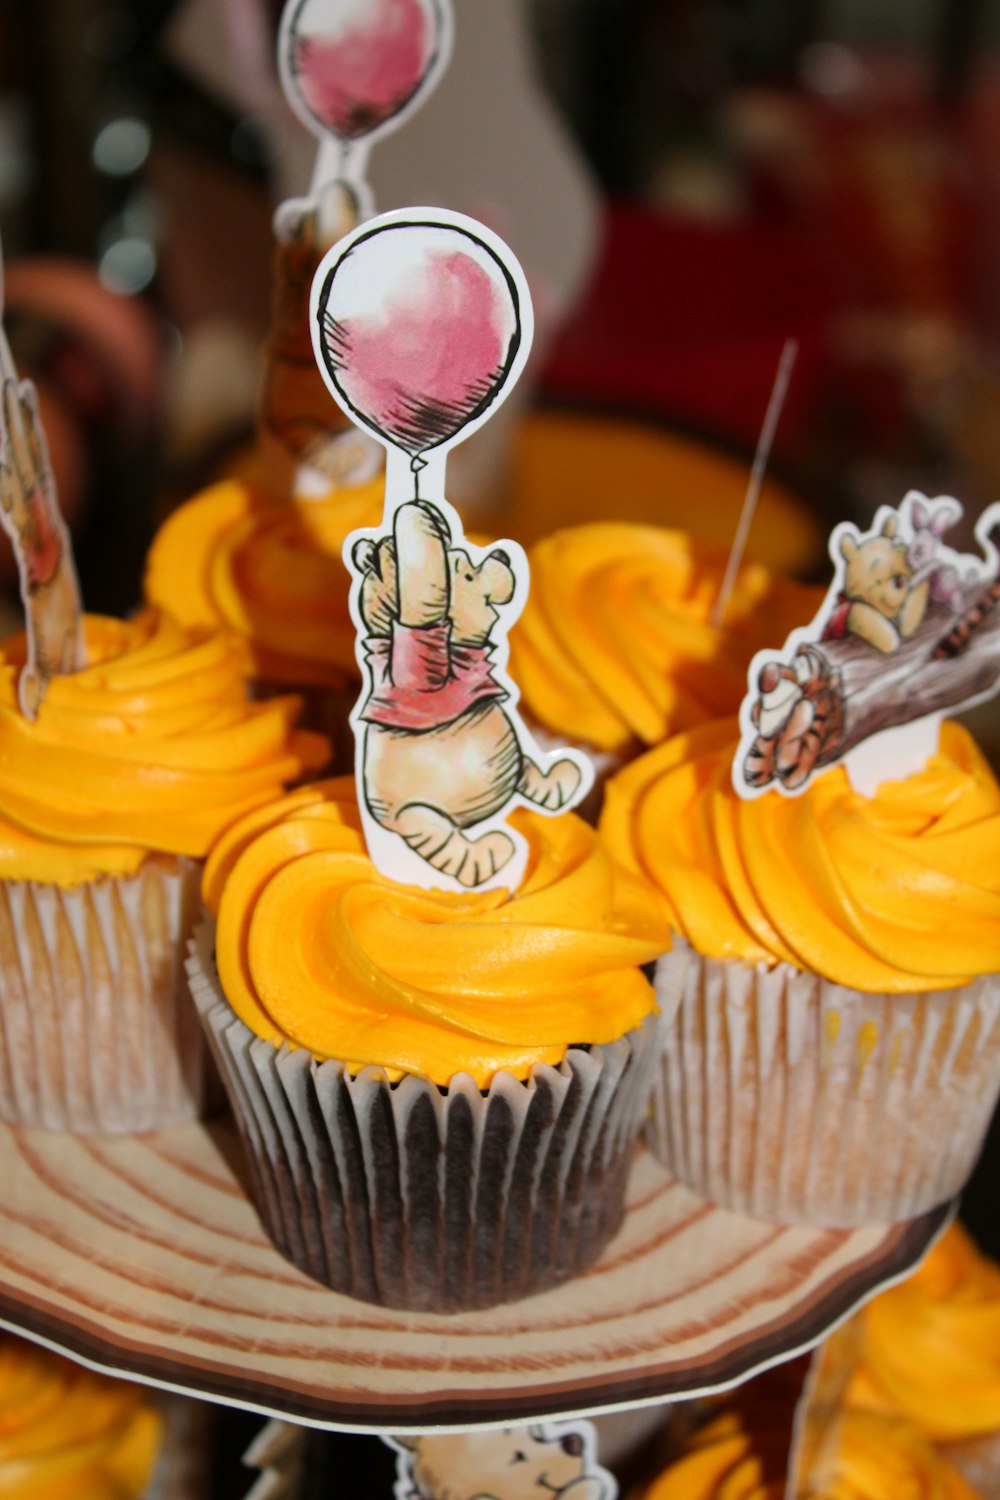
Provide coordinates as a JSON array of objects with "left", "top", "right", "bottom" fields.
[{"left": 0, "top": 242, "right": 83, "bottom": 719}]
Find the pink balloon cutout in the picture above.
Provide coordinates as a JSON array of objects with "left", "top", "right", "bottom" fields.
[
  {"left": 287, "top": 0, "right": 442, "bottom": 142},
  {"left": 318, "top": 226, "right": 521, "bottom": 463}
]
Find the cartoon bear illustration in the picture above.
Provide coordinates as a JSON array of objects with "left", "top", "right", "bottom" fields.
[
  {"left": 822, "top": 513, "right": 929, "bottom": 654},
  {"left": 389, "top": 1425, "right": 616, "bottom": 1500},
  {"left": 351, "top": 499, "right": 584, "bottom": 888}
]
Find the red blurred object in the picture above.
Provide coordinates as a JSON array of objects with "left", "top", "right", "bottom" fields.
[
  {"left": 540, "top": 86, "right": 987, "bottom": 474},
  {"left": 539, "top": 199, "right": 833, "bottom": 451}
]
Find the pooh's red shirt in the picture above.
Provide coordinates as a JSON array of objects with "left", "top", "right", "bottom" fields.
[
  {"left": 821, "top": 591, "right": 851, "bottom": 642},
  {"left": 360, "top": 622, "right": 507, "bottom": 731}
]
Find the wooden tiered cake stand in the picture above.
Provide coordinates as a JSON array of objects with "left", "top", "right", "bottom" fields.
[{"left": 0, "top": 1117, "right": 948, "bottom": 1431}]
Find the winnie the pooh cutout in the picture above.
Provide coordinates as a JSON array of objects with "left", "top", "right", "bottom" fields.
[
  {"left": 0, "top": 244, "right": 83, "bottom": 720},
  {"left": 386, "top": 1421, "right": 616, "bottom": 1500},
  {"left": 734, "top": 491, "right": 1000, "bottom": 799},
  {"left": 310, "top": 208, "right": 592, "bottom": 891}
]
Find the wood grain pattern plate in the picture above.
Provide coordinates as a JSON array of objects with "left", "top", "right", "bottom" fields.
[{"left": 0, "top": 1117, "right": 948, "bottom": 1431}]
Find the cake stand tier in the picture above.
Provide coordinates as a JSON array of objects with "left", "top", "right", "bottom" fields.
[{"left": 0, "top": 1117, "right": 947, "bottom": 1432}]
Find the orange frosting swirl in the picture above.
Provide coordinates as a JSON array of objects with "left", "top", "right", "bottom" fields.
[
  {"left": 601, "top": 718, "right": 1000, "bottom": 992},
  {"left": 508, "top": 525, "right": 821, "bottom": 752},
  {"left": 631, "top": 1411, "right": 787, "bottom": 1499},
  {"left": 0, "top": 610, "right": 328, "bottom": 886},
  {"left": 144, "top": 477, "right": 383, "bottom": 687},
  {"left": 203, "top": 779, "right": 671, "bottom": 1087},
  {"left": 848, "top": 1225, "right": 1000, "bottom": 1441},
  {"left": 802, "top": 1410, "right": 983, "bottom": 1500},
  {"left": 0, "top": 1334, "right": 162, "bottom": 1500},
  {"left": 633, "top": 1409, "right": 981, "bottom": 1500}
]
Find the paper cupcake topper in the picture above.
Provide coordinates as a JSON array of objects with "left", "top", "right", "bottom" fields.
[
  {"left": 386, "top": 1421, "right": 617, "bottom": 1500},
  {"left": 279, "top": 0, "right": 453, "bottom": 206},
  {"left": 735, "top": 492, "right": 1000, "bottom": 798},
  {"left": 0, "top": 246, "right": 83, "bottom": 720},
  {"left": 310, "top": 208, "right": 591, "bottom": 893},
  {"left": 268, "top": 3, "right": 452, "bottom": 495},
  {"left": 311, "top": 209, "right": 530, "bottom": 494}
]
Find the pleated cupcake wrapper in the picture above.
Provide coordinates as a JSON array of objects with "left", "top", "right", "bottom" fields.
[
  {"left": 648, "top": 939, "right": 1000, "bottom": 1227},
  {"left": 939, "top": 1432, "right": 1000, "bottom": 1499},
  {"left": 144, "top": 1392, "right": 214, "bottom": 1500},
  {"left": 242, "top": 1419, "right": 308, "bottom": 1500},
  {"left": 0, "top": 859, "right": 214, "bottom": 1134},
  {"left": 188, "top": 920, "right": 664, "bottom": 1312}
]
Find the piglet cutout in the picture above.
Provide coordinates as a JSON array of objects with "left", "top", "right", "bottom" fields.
[
  {"left": 310, "top": 209, "right": 592, "bottom": 893},
  {"left": 0, "top": 249, "right": 83, "bottom": 718}
]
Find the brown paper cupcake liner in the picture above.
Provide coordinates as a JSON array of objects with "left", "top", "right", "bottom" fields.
[
  {"left": 939, "top": 1432, "right": 1000, "bottom": 1499},
  {"left": 145, "top": 1392, "right": 215, "bottom": 1500},
  {"left": 648, "top": 939, "right": 1000, "bottom": 1226},
  {"left": 188, "top": 921, "right": 664, "bottom": 1312},
  {"left": 0, "top": 858, "right": 215, "bottom": 1134}
]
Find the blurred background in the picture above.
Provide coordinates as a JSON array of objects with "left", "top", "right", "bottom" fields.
[
  {"left": 0, "top": 3, "right": 997, "bottom": 1491},
  {"left": 4, "top": 0, "right": 1000, "bottom": 598}
]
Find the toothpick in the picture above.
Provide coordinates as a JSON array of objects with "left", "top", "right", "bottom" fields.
[{"left": 711, "top": 337, "right": 798, "bottom": 628}]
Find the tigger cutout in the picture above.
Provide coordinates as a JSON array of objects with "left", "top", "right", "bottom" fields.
[
  {"left": 933, "top": 574, "right": 1000, "bottom": 660},
  {"left": 742, "top": 646, "right": 845, "bottom": 792},
  {"left": 735, "top": 493, "right": 1000, "bottom": 798}
]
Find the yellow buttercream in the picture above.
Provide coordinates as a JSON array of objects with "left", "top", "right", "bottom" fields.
[
  {"left": 803, "top": 1410, "right": 983, "bottom": 1500},
  {"left": 632, "top": 1407, "right": 981, "bottom": 1500},
  {"left": 849, "top": 1224, "right": 1000, "bottom": 1441},
  {"left": 0, "top": 1334, "right": 162, "bottom": 1500},
  {"left": 203, "top": 779, "right": 670, "bottom": 1087},
  {"left": 0, "top": 610, "right": 328, "bottom": 886},
  {"left": 144, "top": 477, "right": 383, "bottom": 687},
  {"left": 601, "top": 718, "right": 1000, "bottom": 992},
  {"left": 632, "top": 1410, "right": 787, "bottom": 1499},
  {"left": 508, "top": 525, "right": 821, "bottom": 752}
]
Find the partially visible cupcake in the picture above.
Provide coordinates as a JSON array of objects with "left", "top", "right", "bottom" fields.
[
  {"left": 508, "top": 524, "right": 821, "bottom": 814},
  {"left": 630, "top": 1404, "right": 983, "bottom": 1499},
  {"left": 601, "top": 717, "right": 1000, "bottom": 1226},
  {"left": 0, "top": 609, "right": 327, "bottom": 1133},
  {"left": 144, "top": 476, "right": 383, "bottom": 761},
  {"left": 848, "top": 1223, "right": 1000, "bottom": 1495},
  {"left": 188, "top": 777, "right": 673, "bottom": 1311},
  {"left": 0, "top": 1331, "right": 162, "bottom": 1499}
]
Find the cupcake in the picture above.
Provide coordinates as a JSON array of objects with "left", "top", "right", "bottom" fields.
[
  {"left": 628, "top": 1401, "right": 983, "bottom": 1499},
  {"left": 143, "top": 475, "right": 383, "bottom": 761},
  {"left": 507, "top": 524, "right": 821, "bottom": 815},
  {"left": 847, "top": 1223, "right": 1000, "bottom": 1494},
  {"left": 0, "top": 1330, "right": 162, "bottom": 1499},
  {"left": 0, "top": 608, "right": 327, "bottom": 1133},
  {"left": 188, "top": 777, "right": 673, "bottom": 1311},
  {"left": 600, "top": 717, "right": 1000, "bottom": 1226}
]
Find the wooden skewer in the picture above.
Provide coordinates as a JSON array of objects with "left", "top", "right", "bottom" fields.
[{"left": 711, "top": 337, "right": 798, "bottom": 629}]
